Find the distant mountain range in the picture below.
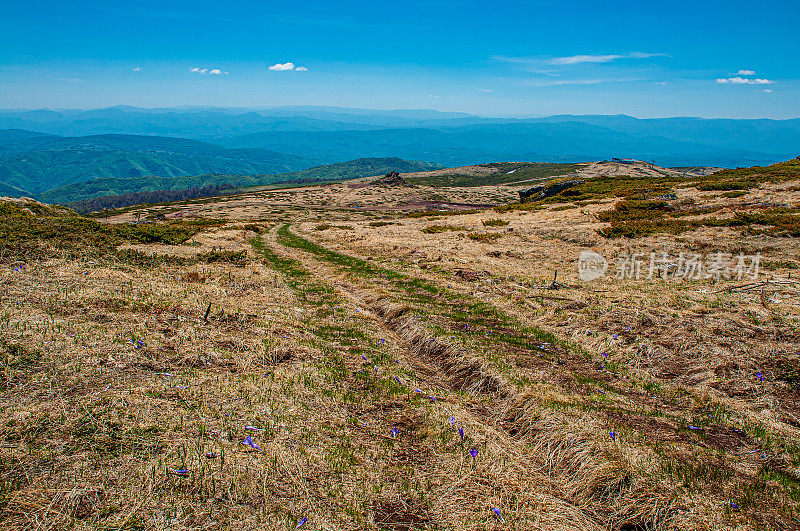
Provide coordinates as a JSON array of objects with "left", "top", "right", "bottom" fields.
[{"left": 0, "top": 106, "right": 797, "bottom": 202}]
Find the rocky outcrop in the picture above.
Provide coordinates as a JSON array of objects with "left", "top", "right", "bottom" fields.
[
  {"left": 518, "top": 179, "right": 585, "bottom": 202},
  {"left": 371, "top": 171, "right": 410, "bottom": 187}
]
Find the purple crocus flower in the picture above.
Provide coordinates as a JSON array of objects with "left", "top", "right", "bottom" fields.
[
  {"left": 449, "top": 416, "right": 455, "bottom": 426},
  {"left": 609, "top": 431, "right": 616, "bottom": 441},
  {"left": 394, "top": 376, "right": 402, "bottom": 384},
  {"left": 730, "top": 502, "right": 739, "bottom": 510},
  {"left": 243, "top": 435, "right": 261, "bottom": 451},
  {"left": 414, "top": 389, "right": 422, "bottom": 393},
  {"left": 169, "top": 468, "right": 189, "bottom": 476},
  {"left": 362, "top": 355, "right": 367, "bottom": 361},
  {"left": 492, "top": 507, "right": 503, "bottom": 521},
  {"left": 470, "top": 448, "right": 478, "bottom": 458},
  {"left": 296, "top": 517, "right": 307, "bottom": 528},
  {"left": 612, "top": 334, "right": 618, "bottom": 340},
  {"left": 459, "top": 427, "right": 464, "bottom": 440},
  {"left": 374, "top": 365, "right": 378, "bottom": 373},
  {"left": 688, "top": 425, "right": 699, "bottom": 430},
  {"left": 429, "top": 395, "right": 437, "bottom": 402},
  {"left": 756, "top": 371, "right": 764, "bottom": 382},
  {"left": 391, "top": 427, "right": 399, "bottom": 438},
  {"left": 602, "top": 352, "right": 607, "bottom": 359},
  {"left": 598, "top": 390, "right": 606, "bottom": 395}
]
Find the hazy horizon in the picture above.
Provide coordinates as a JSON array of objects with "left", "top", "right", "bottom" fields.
[{"left": 1, "top": 105, "right": 799, "bottom": 122}]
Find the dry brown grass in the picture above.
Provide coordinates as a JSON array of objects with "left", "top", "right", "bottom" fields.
[{"left": 1, "top": 166, "right": 799, "bottom": 529}]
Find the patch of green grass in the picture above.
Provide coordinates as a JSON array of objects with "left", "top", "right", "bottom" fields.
[
  {"left": 467, "top": 232, "right": 502, "bottom": 242},
  {"left": 720, "top": 190, "right": 749, "bottom": 198},
  {"left": 482, "top": 218, "right": 509, "bottom": 226},
  {"left": 421, "top": 225, "right": 465, "bottom": 234},
  {"left": 0, "top": 201, "right": 222, "bottom": 260}
]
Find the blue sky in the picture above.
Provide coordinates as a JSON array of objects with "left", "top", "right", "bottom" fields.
[{"left": 1, "top": 0, "right": 798, "bottom": 117}]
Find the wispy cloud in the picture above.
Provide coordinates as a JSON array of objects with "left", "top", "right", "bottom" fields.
[
  {"left": 190, "top": 67, "right": 228, "bottom": 75},
  {"left": 268, "top": 62, "right": 308, "bottom": 71},
  {"left": 548, "top": 52, "right": 668, "bottom": 65},
  {"left": 763, "top": 89, "right": 773, "bottom": 93},
  {"left": 524, "top": 79, "right": 607, "bottom": 87},
  {"left": 736, "top": 69, "right": 756, "bottom": 75},
  {"left": 132, "top": 66, "right": 143, "bottom": 72},
  {"left": 716, "top": 76, "right": 773, "bottom": 85}
]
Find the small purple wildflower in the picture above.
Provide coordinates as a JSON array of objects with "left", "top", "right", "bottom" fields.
[
  {"left": 296, "top": 517, "right": 307, "bottom": 528},
  {"left": 414, "top": 389, "right": 422, "bottom": 393},
  {"left": 374, "top": 365, "right": 378, "bottom": 373},
  {"left": 492, "top": 507, "right": 503, "bottom": 521},
  {"left": 602, "top": 352, "right": 607, "bottom": 359},
  {"left": 609, "top": 431, "right": 616, "bottom": 441},
  {"left": 459, "top": 427, "right": 464, "bottom": 440},
  {"left": 756, "top": 371, "right": 764, "bottom": 382},
  {"left": 598, "top": 390, "right": 606, "bottom": 395},
  {"left": 243, "top": 435, "right": 261, "bottom": 451},
  {"left": 688, "top": 425, "right": 700, "bottom": 430},
  {"left": 391, "top": 427, "right": 399, "bottom": 438},
  {"left": 730, "top": 502, "right": 739, "bottom": 510},
  {"left": 205, "top": 452, "right": 217, "bottom": 459},
  {"left": 429, "top": 395, "right": 437, "bottom": 402},
  {"left": 394, "top": 376, "right": 402, "bottom": 385},
  {"left": 449, "top": 416, "right": 455, "bottom": 426},
  {"left": 470, "top": 447, "right": 478, "bottom": 458},
  {"left": 169, "top": 468, "right": 189, "bottom": 476},
  {"left": 362, "top": 355, "right": 367, "bottom": 361}
]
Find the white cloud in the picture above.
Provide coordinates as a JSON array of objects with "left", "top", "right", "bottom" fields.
[
  {"left": 736, "top": 69, "right": 756, "bottom": 76},
  {"left": 548, "top": 52, "right": 667, "bottom": 65},
  {"left": 190, "top": 67, "right": 228, "bottom": 75},
  {"left": 764, "top": 89, "right": 773, "bottom": 93},
  {"left": 428, "top": 94, "right": 439, "bottom": 98},
  {"left": 268, "top": 62, "right": 307, "bottom": 71},
  {"left": 132, "top": 66, "right": 143, "bottom": 71},
  {"left": 480, "top": 88, "right": 494, "bottom": 92},
  {"left": 716, "top": 77, "right": 773, "bottom": 85}
]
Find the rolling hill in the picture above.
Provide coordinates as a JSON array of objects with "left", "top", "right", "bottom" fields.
[
  {"left": 0, "top": 133, "right": 313, "bottom": 195},
  {"left": 35, "top": 157, "right": 442, "bottom": 204}
]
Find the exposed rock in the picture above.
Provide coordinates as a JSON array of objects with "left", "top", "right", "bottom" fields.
[
  {"left": 519, "top": 179, "right": 585, "bottom": 202},
  {"left": 372, "top": 171, "right": 410, "bottom": 187},
  {"left": 655, "top": 193, "right": 679, "bottom": 201}
]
